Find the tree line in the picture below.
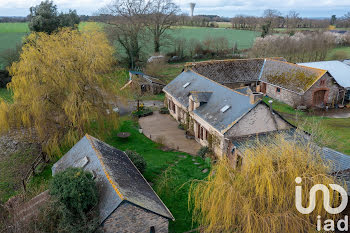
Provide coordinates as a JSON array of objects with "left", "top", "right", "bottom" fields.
[{"left": 231, "top": 9, "right": 350, "bottom": 31}]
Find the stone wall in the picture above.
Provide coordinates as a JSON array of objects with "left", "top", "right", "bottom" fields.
[
  {"left": 263, "top": 73, "right": 344, "bottom": 108},
  {"left": 102, "top": 201, "right": 169, "bottom": 233},
  {"left": 303, "top": 73, "right": 344, "bottom": 107},
  {"left": 264, "top": 82, "right": 302, "bottom": 107},
  {"left": 225, "top": 103, "right": 292, "bottom": 138}
]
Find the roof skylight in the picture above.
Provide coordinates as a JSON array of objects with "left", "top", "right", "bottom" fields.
[
  {"left": 220, "top": 105, "right": 230, "bottom": 113},
  {"left": 183, "top": 82, "right": 191, "bottom": 88}
]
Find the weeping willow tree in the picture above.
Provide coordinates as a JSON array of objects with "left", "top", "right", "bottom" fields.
[
  {"left": 0, "top": 26, "right": 120, "bottom": 156},
  {"left": 190, "top": 135, "right": 344, "bottom": 233}
]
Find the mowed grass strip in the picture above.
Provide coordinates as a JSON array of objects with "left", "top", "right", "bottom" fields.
[{"left": 0, "top": 88, "right": 13, "bottom": 103}]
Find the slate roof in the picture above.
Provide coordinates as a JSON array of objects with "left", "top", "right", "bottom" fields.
[
  {"left": 260, "top": 59, "right": 327, "bottom": 93},
  {"left": 298, "top": 61, "right": 350, "bottom": 88},
  {"left": 233, "top": 86, "right": 252, "bottom": 95},
  {"left": 231, "top": 128, "right": 305, "bottom": 150},
  {"left": 163, "top": 70, "right": 259, "bottom": 133},
  {"left": 188, "top": 58, "right": 265, "bottom": 84},
  {"left": 191, "top": 91, "right": 213, "bottom": 103},
  {"left": 52, "top": 135, "right": 174, "bottom": 223},
  {"left": 232, "top": 131, "right": 350, "bottom": 194}
]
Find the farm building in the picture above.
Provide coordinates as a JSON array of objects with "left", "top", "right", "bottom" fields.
[
  {"left": 228, "top": 128, "right": 350, "bottom": 196},
  {"left": 298, "top": 60, "right": 350, "bottom": 104},
  {"left": 52, "top": 134, "right": 174, "bottom": 233},
  {"left": 163, "top": 69, "right": 293, "bottom": 157},
  {"left": 127, "top": 71, "right": 165, "bottom": 95},
  {"left": 187, "top": 58, "right": 346, "bottom": 108}
]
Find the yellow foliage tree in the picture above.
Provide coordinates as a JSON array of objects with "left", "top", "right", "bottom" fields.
[
  {"left": 0, "top": 27, "right": 119, "bottom": 155},
  {"left": 190, "top": 135, "right": 343, "bottom": 233}
]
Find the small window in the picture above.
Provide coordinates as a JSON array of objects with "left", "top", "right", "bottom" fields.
[
  {"left": 150, "top": 226, "right": 155, "bottom": 233},
  {"left": 320, "top": 80, "right": 325, "bottom": 85},
  {"left": 220, "top": 105, "right": 230, "bottom": 113},
  {"left": 276, "top": 87, "right": 281, "bottom": 93},
  {"left": 183, "top": 82, "right": 190, "bottom": 88},
  {"left": 236, "top": 155, "right": 243, "bottom": 169}
]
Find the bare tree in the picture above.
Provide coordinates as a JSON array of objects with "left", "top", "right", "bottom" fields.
[
  {"left": 101, "top": 0, "right": 152, "bottom": 67},
  {"left": 147, "top": 0, "right": 179, "bottom": 53}
]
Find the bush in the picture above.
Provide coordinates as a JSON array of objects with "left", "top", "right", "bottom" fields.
[
  {"left": 0, "top": 70, "right": 11, "bottom": 88},
  {"left": 33, "top": 168, "right": 101, "bottom": 233},
  {"left": 178, "top": 123, "right": 185, "bottom": 130},
  {"left": 125, "top": 150, "right": 147, "bottom": 174},
  {"left": 160, "top": 107, "right": 169, "bottom": 114},
  {"left": 197, "top": 146, "right": 211, "bottom": 158},
  {"left": 50, "top": 168, "right": 98, "bottom": 215},
  {"left": 132, "top": 108, "right": 153, "bottom": 118}
]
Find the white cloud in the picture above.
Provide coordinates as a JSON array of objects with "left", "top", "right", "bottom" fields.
[{"left": 0, "top": 0, "right": 349, "bottom": 17}]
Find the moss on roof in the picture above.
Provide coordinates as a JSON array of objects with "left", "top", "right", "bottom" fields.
[{"left": 261, "top": 59, "right": 327, "bottom": 93}]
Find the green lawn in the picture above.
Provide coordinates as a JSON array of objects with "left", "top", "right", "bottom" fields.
[
  {"left": 264, "top": 97, "right": 350, "bottom": 154},
  {"left": 24, "top": 117, "right": 209, "bottom": 232},
  {"left": 0, "top": 88, "right": 12, "bottom": 103},
  {"left": 326, "top": 46, "right": 350, "bottom": 60},
  {"left": 167, "top": 27, "right": 260, "bottom": 50}
]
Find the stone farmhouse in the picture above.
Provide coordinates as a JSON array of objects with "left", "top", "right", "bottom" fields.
[
  {"left": 52, "top": 134, "right": 174, "bottom": 233},
  {"left": 163, "top": 69, "right": 294, "bottom": 157},
  {"left": 127, "top": 70, "right": 165, "bottom": 95},
  {"left": 187, "top": 58, "right": 346, "bottom": 108},
  {"left": 298, "top": 60, "right": 350, "bottom": 104}
]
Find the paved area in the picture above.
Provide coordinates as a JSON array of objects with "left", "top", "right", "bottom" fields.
[{"left": 139, "top": 111, "right": 201, "bottom": 155}]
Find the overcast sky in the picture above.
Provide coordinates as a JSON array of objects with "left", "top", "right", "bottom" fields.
[{"left": 0, "top": 0, "right": 349, "bottom": 18}]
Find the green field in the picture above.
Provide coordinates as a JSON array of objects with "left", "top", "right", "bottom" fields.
[
  {"left": 167, "top": 27, "right": 260, "bottom": 50},
  {"left": 0, "top": 22, "right": 260, "bottom": 67},
  {"left": 0, "top": 23, "right": 29, "bottom": 69},
  {"left": 326, "top": 46, "right": 350, "bottom": 60}
]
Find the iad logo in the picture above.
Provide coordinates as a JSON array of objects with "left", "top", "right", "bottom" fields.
[{"left": 295, "top": 177, "right": 349, "bottom": 231}]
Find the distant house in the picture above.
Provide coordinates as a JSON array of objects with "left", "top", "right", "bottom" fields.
[
  {"left": 163, "top": 69, "right": 293, "bottom": 157},
  {"left": 52, "top": 135, "right": 174, "bottom": 233},
  {"left": 298, "top": 60, "right": 350, "bottom": 103},
  {"left": 128, "top": 71, "right": 165, "bottom": 95}
]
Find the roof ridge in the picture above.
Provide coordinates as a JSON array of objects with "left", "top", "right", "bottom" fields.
[
  {"left": 188, "top": 69, "right": 250, "bottom": 96},
  {"left": 85, "top": 134, "right": 125, "bottom": 200},
  {"left": 85, "top": 134, "right": 174, "bottom": 220}
]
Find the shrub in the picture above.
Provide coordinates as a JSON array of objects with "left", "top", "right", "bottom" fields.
[
  {"left": 160, "top": 107, "right": 169, "bottom": 114},
  {"left": 132, "top": 108, "right": 153, "bottom": 118},
  {"left": 38, "top": 168, "right": 100, "bottom": 233},
  {"left": 197, "top": 146, "right": 211, "bottom": 158},
  {"left": 178, "top": 123, "right": 185, "bottom": 130},
  {"left": 50, "top": 168, "right": 98, "bottom": 215},
  {"left": 0, "top": 70, "right": 11, "bottom": 88},
  {"left": 125, "top": 150, "right": 147, "bottom": 174}
]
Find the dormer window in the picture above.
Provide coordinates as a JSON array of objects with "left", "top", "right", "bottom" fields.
[
  {"left": 220, "top": 105, "right": 230, "bottom": 113},
  {"left": 183, "top": 82, "right": 190, "bottom": 88}
]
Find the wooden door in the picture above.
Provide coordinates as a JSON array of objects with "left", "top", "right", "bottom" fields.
[
  {"left": 313, "top": 90, "right": 326, "bottom": 106},
  {"left": 261, "top": 82, "right": 266, "bottom": 94}
]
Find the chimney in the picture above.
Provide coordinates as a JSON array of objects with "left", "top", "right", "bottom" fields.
[{"left": 250, "top": 92, "right": 263, "bottom": 104}]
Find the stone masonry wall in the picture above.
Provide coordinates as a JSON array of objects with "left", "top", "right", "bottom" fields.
[
  {"left": 264, "top": 82, "right": 302, "bottom": 107},
  {"left": 102, "top": 201, "right": 169, "bottom": 233},
  {"left": 225, "top": 103, "right": 292, "bottom": 138},
  {"left": 303, "top": 73, "right": 343, "bottom": 107}
]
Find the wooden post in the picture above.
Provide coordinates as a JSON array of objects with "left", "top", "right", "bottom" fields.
[{"left": 22, "top": 179, "right": 26, "bottom": 192}]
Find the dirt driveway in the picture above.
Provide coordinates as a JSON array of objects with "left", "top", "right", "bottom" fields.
[{"left": 139, "top": 111, "right": 201, "bottom": 155}]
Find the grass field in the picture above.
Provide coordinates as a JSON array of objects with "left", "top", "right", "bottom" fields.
[
  {"left": 0, "top": 88, "right": 12, "bottom": 103},
  {"left": 326, "top": 46, "right": 350, "bottom": 60},
  {"left": 0, "top": 23, "right": 29, "bottom": 69},
  {"left": 263, "top": 97, "right": 350, "bottom": 154}
]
